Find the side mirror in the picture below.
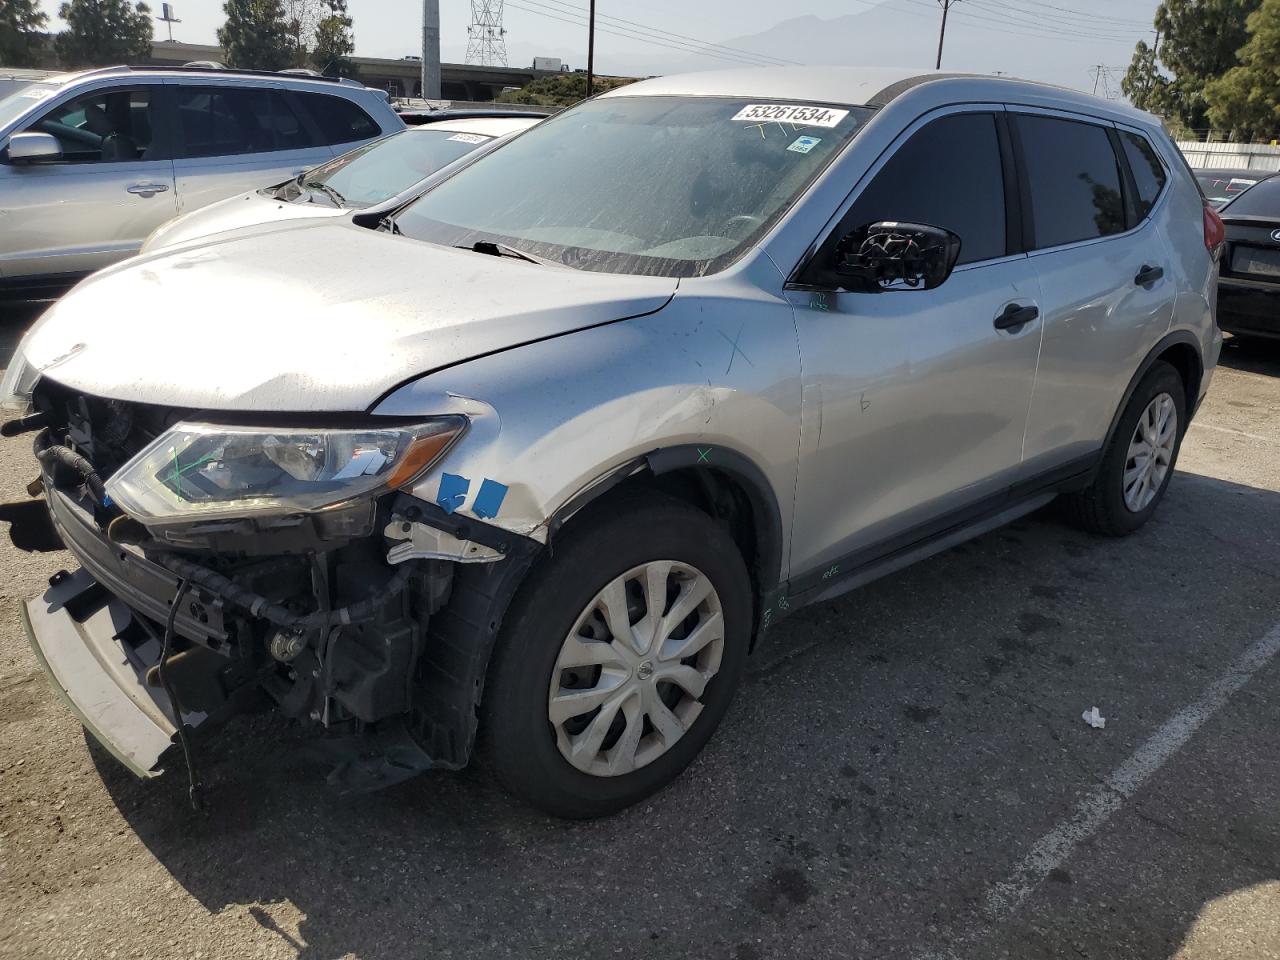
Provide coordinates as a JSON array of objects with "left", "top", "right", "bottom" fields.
[
  {"left": 833, "top": 221, "right": 962, "bottom": 292},
  {"left": 7, "top": 132, "right": 62, "bottom": 164}
]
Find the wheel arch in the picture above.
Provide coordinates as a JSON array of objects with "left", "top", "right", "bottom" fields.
[
  {"left": 547, "top": 444, "right": 785, "bottom": 633},
  {"left": 1102, "top": 330, "right": 1203, "bottom": 454}
]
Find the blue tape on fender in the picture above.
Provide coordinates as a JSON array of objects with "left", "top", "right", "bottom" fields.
[
  {"left": 472, "top": 478, "right": 509, "bottom": 519},
  {"left": 437, "top": 473, "right": 470, "bottom": 513}
]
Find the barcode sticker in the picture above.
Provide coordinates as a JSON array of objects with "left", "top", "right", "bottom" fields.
[
  {"left": 447, "top": 133, "right": 489, "bottom": 144},
  {"left": 732, "top": 104, "right": 850, "bottom": 128}
]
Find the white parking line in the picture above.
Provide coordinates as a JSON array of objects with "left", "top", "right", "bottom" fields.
[
  {"left": 983, "top": 620, "right": 1280, "bottom": 920},
  {"left": 1190, "top": 421, "right": 1280, "bottom": 445}
]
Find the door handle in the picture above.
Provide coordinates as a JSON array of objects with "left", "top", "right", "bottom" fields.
[
  {"left": 994, "top": 303, "right": 1039, "bottom": 331},
  {"left": 126, "top": 182, "right": 170, "bottom": 197},
  {"left": 1134, "top": 264, "right": 1164, "bottom": 286}
]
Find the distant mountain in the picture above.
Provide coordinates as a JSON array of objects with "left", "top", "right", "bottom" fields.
[{"left": 587, "top": 10, "right": 1142, "bottom": 95}]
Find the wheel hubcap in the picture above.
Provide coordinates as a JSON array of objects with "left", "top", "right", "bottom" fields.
[
  {"left": 547, "top": 560, "right": 725, "bottom": 778},
  {"left": 1123, "top": 392, "right": 1177, "bottom": 513}
]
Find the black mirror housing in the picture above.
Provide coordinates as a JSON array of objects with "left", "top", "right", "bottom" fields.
[{"left": 833, "top": 221, "right": 962, "bottom": 292}]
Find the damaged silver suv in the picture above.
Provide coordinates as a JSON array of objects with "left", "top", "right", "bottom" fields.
[{"left": 6, "top": 67, "right": 1220, "bottom": 818}]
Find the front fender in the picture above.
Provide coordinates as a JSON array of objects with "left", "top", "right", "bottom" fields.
[{"left": 371, "top": 291, "right": 803, "bottom": 583}]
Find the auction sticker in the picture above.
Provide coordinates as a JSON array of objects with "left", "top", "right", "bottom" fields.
[
  {"left": 732, "top": 104, "right": 849, "bottom": 128},
  {"left": 447, "top": 133, "right": 489, "bottom": 144}
]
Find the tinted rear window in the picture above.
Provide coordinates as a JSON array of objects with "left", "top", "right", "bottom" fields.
[
  {"left": 294, "top": 92, "right": 381, "bottom": 145},
  {"left": 1119, "top": 131, "right": 1167, "bottom": 221},
  {"left": 1018, "top": 115, "right": 1125, "bottom": 249},
  {"left": 176, "top": 86, "right": 314, "bottom": 157},
  {"left": 1220, "top": 177, "right": 1280, "bottom": 217}
]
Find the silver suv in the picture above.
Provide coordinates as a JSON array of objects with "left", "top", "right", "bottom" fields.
[
  {"left": 0, "top": 65, "right": 402, "bottom": 302},
  {"left": 7, "top": 68, "right": 1221, "bottom": 818}
]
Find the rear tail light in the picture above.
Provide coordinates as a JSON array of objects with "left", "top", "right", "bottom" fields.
[{"left": 1203, "top": 203, "right": 1226, "bottom": 258}]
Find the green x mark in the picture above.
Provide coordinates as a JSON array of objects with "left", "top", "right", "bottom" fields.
[{"left": 697, "top": 448, "right": 711, "bottom": 463}]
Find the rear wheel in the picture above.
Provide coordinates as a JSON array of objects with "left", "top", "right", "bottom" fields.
[
  {"left": 482, "top": 494, "right": 752, "bottom": 818},
  {"left": 1063, "top": 361, "right": 1186, "bottom": 536}
]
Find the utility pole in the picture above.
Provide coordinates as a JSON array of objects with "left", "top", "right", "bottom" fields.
[
  {"left": 586, "top": 0, "right": 597, "bottom": 98},
  {"left": 935, "top": 0, "right": 958, "bottom": 70},
  {"left": 422, "top": 0, "right": 440, "bottom": 99},
  {"left": 1091, "top": 64, "right": 1103, "bottom": 95}
]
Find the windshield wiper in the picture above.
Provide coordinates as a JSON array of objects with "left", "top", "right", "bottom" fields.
[
  {"left": 377, "top": 216, "right": 402, "bottom": 235},
  {"left": 454, "top": 239, "right": 553, "bottom": 266},
  {"left": 304, "top": 180, "right": 346, "bottom": 207}
]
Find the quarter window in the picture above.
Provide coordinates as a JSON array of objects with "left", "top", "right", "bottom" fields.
[
  {"left": 840, "top": 113, "right": 1007, "bottom": 265},
  {"left": 1119, "top": 131, "right": 1167, "bottom": 221},
  {"left": 176, "top": 86, "right": 314, "bottom": 158},
  {"left": 27, "top": 88, "right": 155, "bottom": 162},
  {"left": 1017, "top": 115, "right": 1125, "bottom": 248},
  {"left": 293, "top": 92, "right": 381, "bottom": 145}
]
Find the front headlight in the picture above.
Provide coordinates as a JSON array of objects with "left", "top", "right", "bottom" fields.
[{"left": 106, "top": 418, "right": 466, "bottom": 523}]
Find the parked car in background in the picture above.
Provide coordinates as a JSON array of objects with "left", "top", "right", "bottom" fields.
[
  {"left": 143, "top": 113, "right": 543, "bottom": 253},
  {"left": 7, "top": 68, "right": 1219, "bottom": 819},
  {"left": 0, "top": 65, "right": 402, "bottom": 303},
  {"left": 1216, "top": 175, "right": 1280, "bottom": 340},
  {"left": 1195, "top": 167, "right": 1271, "bottom": 208}
]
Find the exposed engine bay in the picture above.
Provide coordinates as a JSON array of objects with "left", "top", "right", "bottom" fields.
[{"left": 15, "top": 379, "right": 539, "bottom": 798}]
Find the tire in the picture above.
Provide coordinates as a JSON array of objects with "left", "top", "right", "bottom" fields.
[
  {"left": 482, "top": 493, "right": 752, "bottom": 818},
  {"left": 1062, "top": 360, "right": 1187, "bottom": 537}
]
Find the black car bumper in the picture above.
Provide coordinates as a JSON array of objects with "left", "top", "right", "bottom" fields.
[{"left": 1218, "top": 276, "right": 1280, "bottom": 339}]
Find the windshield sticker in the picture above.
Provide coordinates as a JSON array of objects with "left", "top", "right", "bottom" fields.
[
  {"left": 732, "top": 104, "right": 849, "bottom": 128},
  {"left": 18, "top": 88, "right": 53, "bottom": 99},
  {"left": 446, "top": 132, "right": 488, "bottom": 144},
  {"left": 788, "top": 135, "right": 822, "bottom": 154}
]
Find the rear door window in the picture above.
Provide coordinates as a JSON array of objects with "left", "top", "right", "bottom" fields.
[
  {"left": 175, "top": 86, "right": 315, "bottom": 158},
  {"left": 1016, "top": 114, "right": 1126, "bottom": 249},
  {"left": 292, "top": 92, "right": 381, "bottom": 146},
  {"left": 1118, "top": 131, "right": 1167, "bottom": 221},
  {"left": 838, "top": 112, "right": 1007, "bottom": 265}
]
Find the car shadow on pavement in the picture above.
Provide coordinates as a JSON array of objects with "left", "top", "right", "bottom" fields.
[
  {"left": 86, "top": 468, "right": 1280, "bottom": 960},
  {"left": 1221, "top": 333, "right": 1280, "bottom": 375}
]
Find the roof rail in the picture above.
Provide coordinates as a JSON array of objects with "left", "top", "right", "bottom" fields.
[{"left": 66, "top": 64, "right": 361, "bottom": 86}]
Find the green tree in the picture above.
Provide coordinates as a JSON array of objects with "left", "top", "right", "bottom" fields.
[
  {"left": 1122, "top": 0, "right": 1260, "bottom": 134},
  {"left": 218, "top": 0, "right": 291, "bottom": 71},
  {"left": 1205, "top": 0, "right": 1280, "bottom": 139},
  {"left": 55, "top": 0, "right": 153, "bottom": 68},
  {"left": 311, "top": 0, "right": 354, "bottom": 78},
  {"left": 0, "top": 0, "right": 48, "bottom": 67},
  {"left": 496, "top": 73, "right": 637, "bottom": 107},
  {"left": 1121, "top": 39, "right": 1172, "bottom": 115}
]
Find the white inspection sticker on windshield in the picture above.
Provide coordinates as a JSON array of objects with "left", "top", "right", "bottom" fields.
[
  {"left": 732, "top": 104, "right": 849, "bottom": 128},
  {"left": 446, "top": 132, "right": 488, "bottom": 144}
]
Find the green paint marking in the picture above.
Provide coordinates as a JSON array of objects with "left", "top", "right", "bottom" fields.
[{"left": 696, "top": 448, "right": 711, "bottom": 463}]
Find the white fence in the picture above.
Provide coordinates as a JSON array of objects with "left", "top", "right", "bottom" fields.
[{"left": 1176, "top": 140, "right": 1280, "bottom": 171}]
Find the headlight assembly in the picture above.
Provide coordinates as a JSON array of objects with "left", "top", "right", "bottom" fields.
[{"left": 105, "top": 418, "right": 466, "bottom": 524}]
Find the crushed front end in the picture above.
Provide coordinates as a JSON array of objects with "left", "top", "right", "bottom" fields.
[{"left": 14, "top": 377, "right": 539, "bottom": 793}]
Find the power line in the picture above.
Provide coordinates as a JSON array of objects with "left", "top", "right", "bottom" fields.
[
  {"left": 964, "top": 0, "right": 1148, "bottom": 37},
  {"left": 530, "top": 0, "right": 800, "bottom": 65},
  {"left": 505, "top": 0, "right": 798, "bottom": 67}
]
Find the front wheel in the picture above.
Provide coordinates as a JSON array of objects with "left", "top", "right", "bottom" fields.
[
  {"left": 1063, "top": 360, "right": 1187, "bottom": 536},
  {"left": 482, "top": 494, "right": 752, "bottom": 818}
]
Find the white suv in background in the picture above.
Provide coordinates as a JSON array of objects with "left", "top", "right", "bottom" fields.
[{"left": 0, "top": 65, "right": 402, "bottom": 303}]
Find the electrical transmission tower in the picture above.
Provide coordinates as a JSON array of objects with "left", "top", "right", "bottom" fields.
[
  {"left": 1089, "top": 65, "right": 1122, "bottom": 99},
  {"left": 466, "top": 1, "right": 509, "bottom": 67}
]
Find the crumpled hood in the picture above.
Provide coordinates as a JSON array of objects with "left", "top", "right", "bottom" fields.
[{"left": 24, "top": 220, "right": 678, "bottom": 411}]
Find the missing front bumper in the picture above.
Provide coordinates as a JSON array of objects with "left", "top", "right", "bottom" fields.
[{"left": 22, "top": 568, "right": 189, "bottom": 778}]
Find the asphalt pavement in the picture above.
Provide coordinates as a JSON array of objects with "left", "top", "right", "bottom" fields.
[{"left": 1, "top": 311, "right": 1278, "bottom": 960}]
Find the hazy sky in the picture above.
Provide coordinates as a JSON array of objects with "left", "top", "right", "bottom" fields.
[{"left": 36, "top": 0, "right": 1161, "bottom": 94}]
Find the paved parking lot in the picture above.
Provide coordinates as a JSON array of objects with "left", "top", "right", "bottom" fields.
[{"left": 1, "top": 310, "right": 1278, "bottom": 960}]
